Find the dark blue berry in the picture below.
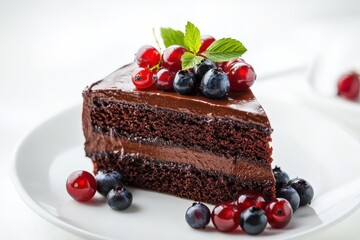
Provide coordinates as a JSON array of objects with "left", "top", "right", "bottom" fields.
[
  {"left": 107, "top": 186, "right": 133, "bottom": 210},
  {"left": 288, "top": 177, "right": 314, "bottom": 206},
  {"left": 277, "top": 186, "right": 300, "bottom": 212},
  {"left": 240, "top": 206, "right": 267, "bottom": 235},
  {"left": 95, "top": 170, "right": 124, "bottom": 197},
  {"left": 200, "top": 68, "right": 230, "bottom": 99},
  {"left": 193, "top": 59, "right": 216, "bottom": 82},
  {"left": 173, "top": 70, "right": 196, "bottom": 95},
  {"left": 185, "top": 202, "right": 210, "bottom": 229},
  {"left": 273, "top": 166, "right": 290, "bottom": 193}
]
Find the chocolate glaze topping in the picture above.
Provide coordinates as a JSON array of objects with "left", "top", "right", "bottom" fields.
[{"left": 88, "top": 63, "right": 271, "bottom": 128}]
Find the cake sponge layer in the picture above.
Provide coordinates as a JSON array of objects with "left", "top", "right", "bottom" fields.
[
  {"left": 91, "top": 99, "right": 272, "bottom": 163},
  {"left": 90, "top": 152, "right": 276, "bottom": 204}
]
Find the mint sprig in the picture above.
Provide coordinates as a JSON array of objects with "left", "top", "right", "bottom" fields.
[
  {"left": 181, "top": 52, "right": 203, "bottom": 70},
  {"left": 202, "top": 38, "right": 247, "bottom": 62},
  {"left": 160, "top": 27, "right": 185, "bottom": 48},
  {"left": 158, "top": 22, "right": 248, "bottom": 70},
  {"left": 184, "top": 21, "right": 201, "bottom": 53}
]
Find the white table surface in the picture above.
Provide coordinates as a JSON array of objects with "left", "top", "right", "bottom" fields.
[{"left": 1, "top": 0, "right": 360, "bottom": 239}]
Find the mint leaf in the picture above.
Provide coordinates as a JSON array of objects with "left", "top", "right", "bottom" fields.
[
  {"left": 184, "top": 21, "right": 201, "bottom": 53},
  {"left": 181, "top": 52, "right": 203, "bottom": 69},
  {"left": 202, "top": 38, "right": 247, "bottom": 62},
  {"left": 160, "top": 27, "right": 185, "bottom": 48}
]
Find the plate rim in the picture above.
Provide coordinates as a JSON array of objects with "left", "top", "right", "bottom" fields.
[{"left": 10, "top": 104, "right": 108, "bottom": 240}]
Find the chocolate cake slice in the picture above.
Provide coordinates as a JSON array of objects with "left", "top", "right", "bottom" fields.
[{"left": 82, "top": 63, "right": 275, "bottom": 204}]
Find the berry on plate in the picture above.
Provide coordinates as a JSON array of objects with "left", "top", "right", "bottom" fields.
[
  {"left": 273, "top": 166, "right": 290, "bottom": 193},
  {"left": 265, "top": 198, "right": 293, "bottom": 229},
  {"left": 66, "top": 170, "right": 97, "bottom": 202},
  {"left": 107, "top": 186, "right": 133, "bottom": 210},
  {"left": 288, "top": 177, "right": 314, "bottom": 206},
  {"left": 237, "top": 190, "right": 267, "bottom": 213},
  {"left": 185, "top": 202, "right": 211, "bottom": 229},
  {"left": 95, "top": 170, "right": 124, "bottom": 197},
  {"left": 211, "top": 201, "right": 240, "bottom": 232},
  {"left": 277, "top": 186, "right": 300, "bottom": 212},
  {"left": 240, "top": 206, "right": 267, "bottom": 235}
]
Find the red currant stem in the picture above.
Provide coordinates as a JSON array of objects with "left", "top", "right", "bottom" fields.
[
  {"left": 152, "top": 28, "right": 162, "bottom": 53},
  {"left": 149, "top": 55, "right": 162, "bottom": 72}
]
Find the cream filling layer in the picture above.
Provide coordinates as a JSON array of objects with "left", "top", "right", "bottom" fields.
[{"left": 85, "top": 132, "right": 273, "bottom": 181}]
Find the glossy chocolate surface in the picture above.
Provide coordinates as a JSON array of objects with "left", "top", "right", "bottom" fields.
[{"left": 89, "top": 63, "right": 271, "bottom": 128}]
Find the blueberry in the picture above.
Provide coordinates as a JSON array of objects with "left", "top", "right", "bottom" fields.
[
  {"left": 185, "top": 202, "right": 210, "bottom": 229},
  {"left": 200, "top": 68, "right": 230, "bottom": 99},
  {"left": 107, "top": 186, "right": 133, "bottom": 210},
  {"left": 95, "top": 170, "right": 124, "bottom": 197},
  {"left": 288, "top": 177, "right": 314, "bottom": 206},
  {"left": 273, "top": 166, "right": 290, "bottom": 193},
  {"left": 277, "top": 186, "right": 300, "bottom": 212},
  {"left": 193, "top": 59, "right": 216, "bottom": 82},
  {"left": 173, "top": 70, "right": 196, "bottom": 95},
  {"left": 240, "top": 206, "right": 267, "bottom": 235}
]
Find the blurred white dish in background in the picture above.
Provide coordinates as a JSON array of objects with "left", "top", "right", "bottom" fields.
[{"left": 301, "top": 27, "right": 360, "bottom": 138}]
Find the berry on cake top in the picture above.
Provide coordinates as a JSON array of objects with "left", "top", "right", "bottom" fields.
[{"left": 132, "top": 21, "right": 257, "bottom": 99}]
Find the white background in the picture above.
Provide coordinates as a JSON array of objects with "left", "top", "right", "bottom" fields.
[{"left": 1, "top": 0, "right": 360, "bottom": 239}]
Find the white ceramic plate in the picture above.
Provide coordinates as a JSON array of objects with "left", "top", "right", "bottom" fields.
[{"left": 12, "top": 100, "right": 360, "bottom": 240}]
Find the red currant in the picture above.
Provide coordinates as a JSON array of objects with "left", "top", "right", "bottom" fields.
[
  {"left": 161, "top": 45, "right": 187, "bottom": 73},
  {"left": 211, "top": 201, "right": 240, "bottom": 232},
  {"left": 223, "top": 58, "right": 245, "bottom": 72},
  {"left": 337, "top": 72, "right": 360, "bottom": 100},
  {"left": 135, "top": 45, "right": 160, "bottom": 68},
  {"left": 237, "top": 190, "right": 267, "bottom": 213},
  {"left": 131, "top": 67, "right": 155, "bottom": 89},
  {"left": 227, "top": 62, "right": 256, "bottom": 91},
  {"left": 155, "top": 68, "right": 175, "bottom": 91},
  {"left": 199, "top": 35, "right": 216, "bottom": 53},
  {"left": 265, "top": 198, "right": 293, "bottom": 229},
  {"left": 66, "top": 170, "right": 97, "bottom": 202}
]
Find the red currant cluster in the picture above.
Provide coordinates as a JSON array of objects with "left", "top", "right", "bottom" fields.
[
  {"left": 337, "top": 71, "right": 360, "bottom": 101},
  {"left": 131, "top": 35, "right": 256, "bottom": 96},
  {"left": 185, "top": 190, "right": 293, "bottom": 235}
]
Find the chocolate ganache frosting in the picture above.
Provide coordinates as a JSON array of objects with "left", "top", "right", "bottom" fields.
[{"left": 89, "top": 63, "right": 271, "bottom": 128}]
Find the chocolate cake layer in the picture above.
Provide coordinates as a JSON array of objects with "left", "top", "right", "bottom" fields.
[
  {"left": 85, "top": 133, "right": 273, "bottom": 180},
  {"left": 91, "top": 152, "right": 275, "bottom": 204},
  {"left": 90, "top": 99, "right": 272, "bottom": 163}
]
